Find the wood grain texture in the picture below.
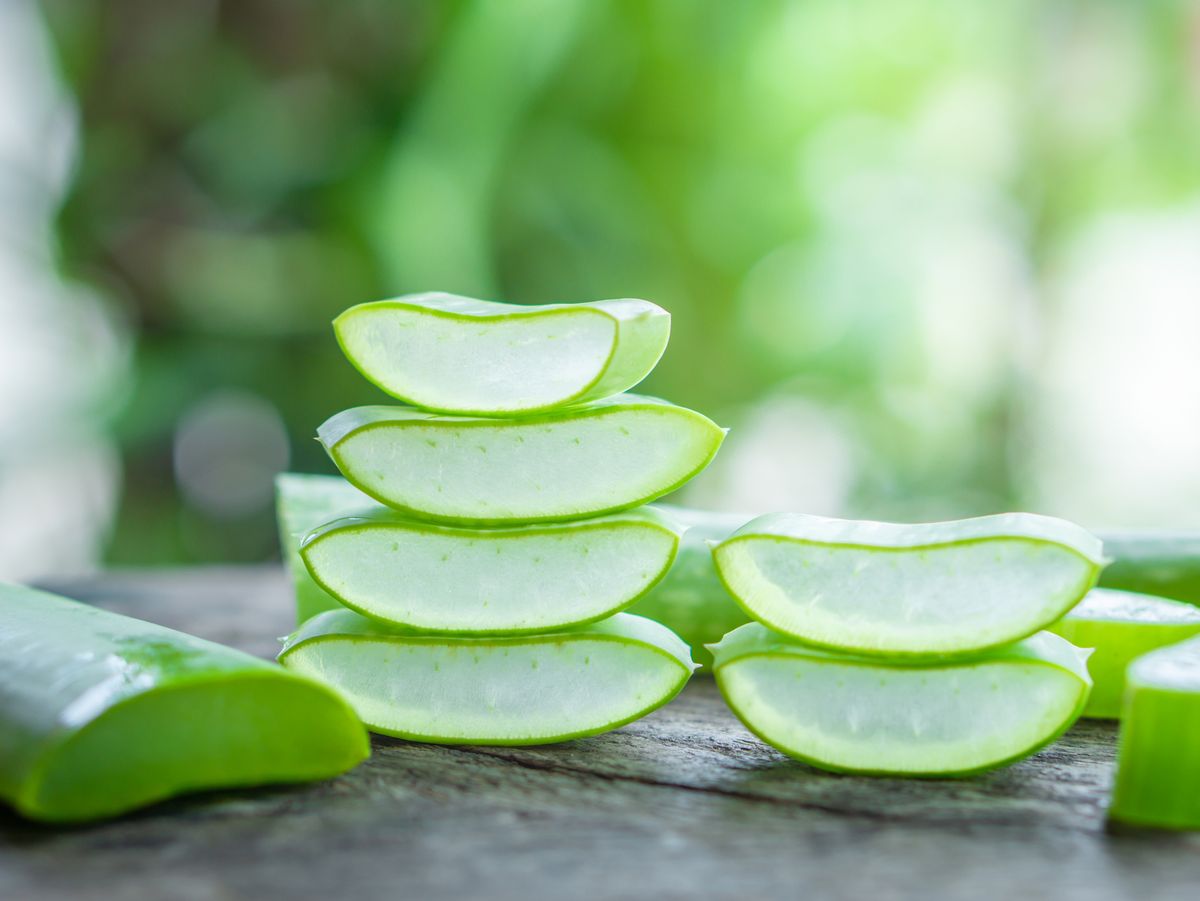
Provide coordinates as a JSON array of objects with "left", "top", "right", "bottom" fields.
[{"left": 4, "top": 567, "right": 1199, "bottom": 901}]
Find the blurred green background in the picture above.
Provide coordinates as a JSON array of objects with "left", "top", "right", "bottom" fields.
[{"left": 3, "top": 0, "right": 1200, "bottom": 578}]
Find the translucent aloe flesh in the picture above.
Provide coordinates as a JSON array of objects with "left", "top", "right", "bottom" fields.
[
  {"left": 713, "top": 513, "right": 1106, "bottom": 658},
  {"left": 1109, "top": 637, "right": 1200, "bottom": 830},
  {"left": 333, "top": 294, "right": 670, "bottom": 415},
  {"left": 1049, "top": 588, "right": 1200, "bottom": 719},
  {"left": 0, "top": 583, "right": 368, "bottom": 823},
  {"left": 317, "top": 395, "right": 725, "bottom": 525},
  {"left": 276, "top": 473, "right": 378, "bottom": 624},
  {"left": 710, "top": 623, "right": 1092, "bottom": 776},
  {"left": 302, "top": 507, "right": 681, "bottom": 634},
  {"left": 1097, "top": 531, "right": 1200, "bottom": 606},
  {"left": 278, "top": 610, "right": 695, "bottom": 745},
  {"left": 627, "top": 505, "right": 754, "bottom": 668}
]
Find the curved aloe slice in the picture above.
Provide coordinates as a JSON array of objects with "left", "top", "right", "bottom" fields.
[
  {"left": 710, "top": 622, "right": 1091, "bottom": 776},
  {"left": 713, "top": 513, "right": 1106, "bottom": 657},
  {"left": 0, "top": 583, "right": 368, "bottom": 823},
  {"left": 334, "top": 294, "right": 670, "bottom": 415},
  {"left": 1109, "top": 637, "right": 1200, "bottom": 829},
  {"left": 317, "top": 395, "right": 725, "bottom": 525},
  {"left": 1098, "top": 531, "right": 1200, "bottom": 606},
  {"left": 627, "top": 506, "right": 754, "bottom": 668},
  {"left": 279, "top": 610, "right": 695, "bottom": 745},
  {"left": 1049, "top": 589, "right": 1200, "bottom": 719},
  {"left": 301, "top": 507, "right": 681, "bottom": 634}
]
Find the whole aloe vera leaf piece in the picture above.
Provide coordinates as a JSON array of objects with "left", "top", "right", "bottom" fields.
[
  {"left": 713, "top": 513, "right": 1106, "bottom": 658},
  {"left": 317, "top": 395, "right": 725, "bottom": 526},
  {"left": 334, "top": 294, "right": 670, "bottom": 416},
  {"left": 278, "top": 611, "right": 695, "bottom": 745},
  {"left": 709, "top": 623, "right": 1092, "bottom": 776},
  {"left": 275, "top": 473, "right": 378, "bottom": 624},
  {"left": 627, "top": 505, "right": 753, "bottom": 668},
  {"left": 301, "top": 506, "right": 681, "bottom": 634},
  {"left": 1097, "top": 531, "right": 1200, "bottom": 606},
  {"left": 0, "top": 583, "right": 368, "bottom": 823},
  {"left": 1048, "top": 588, "right": 1200, "bottom": 719},
  {"left": 1109, "top": 636, "right": 1200, "bottom": 830}
]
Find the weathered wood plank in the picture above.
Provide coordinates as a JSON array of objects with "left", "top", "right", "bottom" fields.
[{"left": 3, "top": 567, "right": 1199, "bottom": 901}]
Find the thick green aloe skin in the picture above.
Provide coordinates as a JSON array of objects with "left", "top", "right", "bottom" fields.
[
  {"left": 0, "top": 583, "right": 369, "bottom": 823},
  {"left": 713, "top": 513, "right": 1106, "bottom": 659},
  {"left": 317, "top": 395, "right": 726, "bottom": 526},
  {"left": 334, "top": 294, "right": 671, "bottom": 416},
  {"left": 710, "top": 623, "right": 1093, "bottom": 777},
  {"left": 300, "top": 506, "right": 682, "bottom": 635},
  {"left": 1109, "top": 636, "right": 1200, "bottom": 830},
  {"left": 1097, "top": 532, "right": 1200, "bottom": 606},
  {"left": 626, "top": 505, "right": 754, "bottom": 668},
  {"left": 1049, "top": 588, "right": 1200, "bottom": 719},
  {"left": 279, "top": 610, "right": 695, "bottom": 745}
]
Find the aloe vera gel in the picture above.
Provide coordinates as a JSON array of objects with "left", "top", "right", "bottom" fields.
[
  {"left": 711, "top": 623, "right": 1092, "bottom": 776},
  {"left": 279, "top": 293, "right": 715, "bottom": 743},
  {"left": 713, "top": 513, "right": 1105, "bottom": 657},
  {"left": 708, "top": 512, "right": 1101, "bottom": 775},
  {"left": 0, "top": 584, "right": 367, "bottom": 822},
  {"left": 334, "top": 294, "right": 670, "bottom": 415},
  {"left": 281, "top": 611, "right": 693, "bottom": 744},
  {"left": 301, "top": 507, "right": 681, "bottom": 634}
]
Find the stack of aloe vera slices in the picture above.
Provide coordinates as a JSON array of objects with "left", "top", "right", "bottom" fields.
[
  {"left": 277, "top": 293, "right": 722, "bottom": 745},
  {"left": 708, "top": 513, "right": 1106, "bottom": 775}
]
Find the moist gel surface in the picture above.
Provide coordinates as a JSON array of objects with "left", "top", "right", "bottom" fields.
[{"left": 279, "top": 611, "right": 695, "bottom": 744}]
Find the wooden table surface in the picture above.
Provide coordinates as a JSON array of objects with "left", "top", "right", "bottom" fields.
[{"left": 4, "top": 567, "right": 1199, "bottom": 901}]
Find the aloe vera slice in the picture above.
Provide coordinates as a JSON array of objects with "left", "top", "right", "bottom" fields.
[
  {"left": 276, "top": 473, "right": 378, "bottom": 624},
  {"left": 710, "top": 622, "right": 1092, "bottom": 776},
  {"left": 627, "top": 505, "right": 753, "bottom": 668},
  {"left": 1097, "top": 531, "right": 1200, "bottom": 606},
  {"left": 278, "top": 610, "right": 695, "bottom": 744},
  {"left": 333, "top": 294, "right": 670, "bottom": 415},
  {"left": 713, "top": 513, "right": 1105, "bottom": 657},
  {"left": 1108, "top": 637, "right": 1200, "bottom": 829},
  {"left": 1048, "top": 588, "right": 1200, "bottom": 719},
  {"left": 317, "top": 395, "right": 725, "bottom": 525},
  {"left": 301, "top": 507, "right": 681, "bottom": 634},
  {"left": 0, "top": 583, "right": 368, "bottom": 823}
]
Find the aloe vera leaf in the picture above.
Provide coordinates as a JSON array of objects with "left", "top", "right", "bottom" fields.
[
  {"left": 712, "top": 513, "right": 1106, "bottom": 658},
  {"left": 1108, "top": 636, "right": 1200, "bottom": 829},
  {"left": 626, "top": 505, "right": 754, "bottom": 668},
  {"left": 278, "top": 610, "right": 695, "bottom": 745},
  {"left": 333, "top": 294, "right": 670, "bottom": 415},
  {"left": 709, "top": 622, "right": 1092, "bottom": 776},
  {"left": 1048, "top": 588, "right": 1200, "bottom": 719},
  {"left": 1096, "top": 531, "right": 1200, "bottom": 606},
  {"left": 317, "top": 395, "right": 726, "bottom": 525},
  {"left": 301, "top": 507, "right": 681, "bottom": 634},
  {"left": 0, "top": 583, "right": 368, "bottom": 823},
  {"left": 275, "top": 473, "right": 378, "bottom": 624}
]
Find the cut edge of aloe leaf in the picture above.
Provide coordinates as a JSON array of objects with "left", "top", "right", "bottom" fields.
[
  {"left": 20, "top": 671, "right": 369, "bottom": 823},
  {"left": 279, "top": 610, "right": 696, "bottom": 746},
  {"left": 712, "top": 512, "right": 1106, "bottom": 659},
  {"left": 1, "top": 584, "right": 369, "bottom": 823},
  {"left": 298, "top": 506, "right": 683, "bottom": 635},
  {"left": 316, "top": 395, "right": 727, "bottom": 526},
  {"left": 333, "top": 294, "right": 670, "bottom": 416},
  {"left": 707, "top": 623, "right": 1092, "bottom": 777},
  {"left": 1049, "top": 588, "right": 1200, "bottom": 719},
  {"left": 1108, "top": 636, "right": 1200, "bottom": 830}
]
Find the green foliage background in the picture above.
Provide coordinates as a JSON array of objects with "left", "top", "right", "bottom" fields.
[{"left": 36, "top": 0, "right": 1200, "bottom": 565}]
